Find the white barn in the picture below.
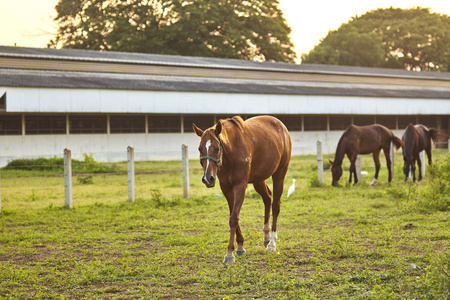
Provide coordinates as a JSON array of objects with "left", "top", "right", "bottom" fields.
[{"left": 0, "top": 46, "right": 449, "bottom": 166}]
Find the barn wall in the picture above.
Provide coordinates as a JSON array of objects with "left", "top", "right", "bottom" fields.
[
  {"left": 0, "top": 129, "right": 406, "bottom": 167},
  {"left": 4, "top": 87, "right": 450, "bottom": 115}
]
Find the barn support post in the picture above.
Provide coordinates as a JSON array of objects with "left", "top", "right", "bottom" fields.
[
  {"left": 127, "top": 146, "right": 135, "bottom": 202},
  {"left": 356, "top": 155, "right": 362, "bottom": 184},
  {"left": 182, "top": 144, "right": 190, "bottom": 199},
  {"left": 420, "top": 151, "right": 425, "bottom": 179},
  {"left": 390, "top": 141, "right": 395, "bottom": 180},
  {"left": 317, "top": 140, "right": 324, "bottom": 185},
  {"left": 64, "top": 148, "right": 73, "bottom": 209}
]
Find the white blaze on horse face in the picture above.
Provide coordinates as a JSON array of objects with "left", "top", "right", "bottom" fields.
[{"left": 204, "top": 140, "right": 211, "bottom": 173}]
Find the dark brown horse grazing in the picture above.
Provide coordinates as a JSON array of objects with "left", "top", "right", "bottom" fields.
[
  {"left": 193, "top": 116, "right": 291, "bottom": 263},
  {"left": 402, "top": 123, "right": 446, "bottom": 182},
  {"left": 330, "top": 124, "right": 403, "bottom": 186}
]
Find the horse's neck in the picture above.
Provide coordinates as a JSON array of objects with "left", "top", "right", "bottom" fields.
[{"left": 333, "top": 139, "right": 347, "bottom": 166}]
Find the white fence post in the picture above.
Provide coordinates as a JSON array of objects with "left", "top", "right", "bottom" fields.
[
  {"left": 182, "top": 144, "right": 190, "bottom": 199},
  {"left": 64, "top": 148, "right": 73, "bottom": 209},
  {"left": 390, "top": 141, "right": 395, "bottom": 180},
  {"left": 420, "top": 151, "right": 425, "bottom": 179},
  {"left": 356, "top": 155, "right": 362, "bottom": 183},
  {"left": 317, "top": 140, "right": 324, "bottom": 185},
  {"left": 127, "top": 146, "right": 135, "bottom": 202}
]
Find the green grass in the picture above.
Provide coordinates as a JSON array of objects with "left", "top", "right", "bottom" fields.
[{"left": 0, "top": 151, "right": 449, "bottom": 299}]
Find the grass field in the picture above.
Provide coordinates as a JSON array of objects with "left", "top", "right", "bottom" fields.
[{"left": 0, "top": 151, "right": 449, "bottom": 299}]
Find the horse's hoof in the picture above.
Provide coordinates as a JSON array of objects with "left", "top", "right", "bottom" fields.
[
  {"left": 266, "top": 245, "right": 277, "bottom": 252},
  {"left": 223, "top": 255, "right": 235, "bottom": 263},
  {"left": 236, "top": 249, "right": 246, "bottom": 256}
]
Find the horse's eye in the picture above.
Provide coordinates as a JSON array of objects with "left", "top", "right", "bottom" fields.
[{"left": 214, "top": 148, "right": 219, "bottom": 153}]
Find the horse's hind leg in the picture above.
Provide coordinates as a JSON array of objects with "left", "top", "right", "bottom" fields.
[
  {"left": 348, "top": 155, "right": 357, "bottom": 185},
  {"left": 417, "top": 155, "right": 423, "bottom": 182},
  {"left": 267, "top": 172, "right": 287, "bottom": 252},
  {"left": 253, "top": 181, "right": 272, "bottom": 247},
  {"left": 382, "top": 147, "right": 392, "bottom": 183},
  {"left": 425, "top": 145, "right": 432, "bottom": 165},
  {"left": 370, "top": 150, "right": 382, "bottom": 186}
]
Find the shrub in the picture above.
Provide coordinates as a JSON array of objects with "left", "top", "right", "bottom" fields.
[
  {"left": 309, "top": 174, "right": 322, "bottom": 187},
  {"left": 4, "top": 153, "right": 120, "bottom": 174},
  {"left": 77, "top": 175, "right": 94, "bottom": 185},
  {"left": 425, "top": 252, "right": 450, "bottom": 299},
  {"left": 420, "top": 155, "right": 450, "bottom": 211}
]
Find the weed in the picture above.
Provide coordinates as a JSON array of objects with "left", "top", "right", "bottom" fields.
[
  {"left": 29, "top": 190, "right": 40, "bottom": 201},
  {"left": 426, "top": 252, "right": 450, "bottom": 299},
  {"left": 77, "top": 175, "right": 94, "bottom": 185},
  {"left": 308, "top": 174, "right": 322, "bottom": 187}
]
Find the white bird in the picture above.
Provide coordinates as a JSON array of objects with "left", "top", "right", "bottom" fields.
[{"left": 287, "top": 179, "right": 295, "bottom": 198}]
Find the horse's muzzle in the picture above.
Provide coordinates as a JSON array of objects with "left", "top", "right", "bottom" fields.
[{"left": 202, "top": 174, "right": 216, "bottom": 188}]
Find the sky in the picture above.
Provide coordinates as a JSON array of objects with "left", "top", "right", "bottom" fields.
[{"left": 0, "top": 0, "right": 449, "bottom": 62}]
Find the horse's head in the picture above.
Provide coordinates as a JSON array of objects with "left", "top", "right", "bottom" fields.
[
  {"left": 193, "top": 121, "right": 224, "bottom": 188},
  {"left": 329, "top": 159, "right": 342, "bottom": 187}
]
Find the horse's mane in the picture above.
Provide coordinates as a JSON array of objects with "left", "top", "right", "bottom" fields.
[{"left": 220, "top": 116, "right": 245, "bottom": 133}]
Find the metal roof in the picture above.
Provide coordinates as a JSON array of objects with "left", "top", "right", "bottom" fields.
[
  {"left": 1, "top": 68, "right": 449, "bottom": 99},
  {"left": 2, "top": 46, "right": 450, "bottom": 80},
  {"left": 0, "top": 46, "right": 449, "bottom": 99}
]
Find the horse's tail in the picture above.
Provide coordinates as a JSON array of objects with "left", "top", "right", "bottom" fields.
[
  {"left": 391, "top": 135, "right": 404, "bottom": 150},
  {"left": 428, "top": 128, "right": 447, "bottom": 144}
]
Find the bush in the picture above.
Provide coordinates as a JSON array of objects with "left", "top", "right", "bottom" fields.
[
  {"left": 77, "top": 175, "right": 94, "bottom": 185},
  {"left": 309, "top": 174, "right": 322, "bottom": 187},
  {"left": 425, "top": 252, "right": 450, "bottom": 299},
  {"left": 5, "top": 156, "right": 64, "bottom": 171},
  {"left": 420, "top": 155, "right": 450, "bottom": 211},
  {"left": 4, "top": 153, "right": 120, "bottom": 174}
]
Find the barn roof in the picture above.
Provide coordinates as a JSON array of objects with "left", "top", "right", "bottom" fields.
[{"left": 0, "top": 46, "right": 449, "bottom": 99}]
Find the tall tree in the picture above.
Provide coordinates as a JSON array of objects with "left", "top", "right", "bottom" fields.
[
  {"left": 49, "top": 0, "right": 296, "bottom": 62},
  {"left": 302, "top": 7, "right": 450, "bottom": 71}
]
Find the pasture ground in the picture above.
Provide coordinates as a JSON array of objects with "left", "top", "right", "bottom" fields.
[{"left": 0, "top": 151, "right": 449, "bottom": 299}]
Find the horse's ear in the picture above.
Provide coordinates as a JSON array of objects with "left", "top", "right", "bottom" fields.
[
  {"left": 329, "top": 160, "right": 334, "bottom": 166},
  {"left": 192, "top": 123, "right": 203, "bottom": 137},
  {"left": 214, "top": 121, "right": 222, "bottom": 136}
]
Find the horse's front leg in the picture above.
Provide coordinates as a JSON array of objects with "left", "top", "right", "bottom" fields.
[{"left": 223, "top": 183, "right": 247, "bottom": 263}]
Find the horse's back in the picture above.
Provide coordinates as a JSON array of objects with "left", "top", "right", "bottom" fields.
[
  {"left": 341, "top": 124, "right": 394, "bottom": 154},
  {"left": 244, "top": 116, "right": 291, "bottom": 179}
]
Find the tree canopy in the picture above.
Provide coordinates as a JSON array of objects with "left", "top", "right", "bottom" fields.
[
  {"left": 301, "top": 7, "right": 450, "bottom": 71},
  {"left": 49, "top": 0, "right": 296, "bottom": 62}
]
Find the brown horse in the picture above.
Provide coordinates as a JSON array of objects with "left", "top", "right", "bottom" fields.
[
  {"left": 402, "top": 123, "right": 446, "bottom": 182},
  {"left": 330, "top": 124, "right": 403, "bottom": 186},
  {"left": 193, "top": 115, "right": 291, "bottom": 263}
]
